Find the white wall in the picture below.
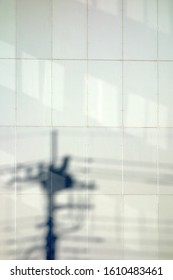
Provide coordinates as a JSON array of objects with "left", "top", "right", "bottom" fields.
[{"left": 0, "top": 0, "right": 173, "bottom": 260}]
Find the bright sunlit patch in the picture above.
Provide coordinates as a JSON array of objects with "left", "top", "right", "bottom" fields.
[
  {"left": 53, "top": 62, "right": 65, "bottom": 112},
  {"left": 88, "top": 0, "right": 118, "bottom": 16}
]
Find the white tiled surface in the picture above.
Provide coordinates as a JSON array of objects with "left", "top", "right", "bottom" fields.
[
  {"left": 0, "top": 128, "right": 15, "bottom": 194},
  {"left": 158, "top": 0, "right": 173, "bottom": 60},
  {"left": 124, "top": 128, "right": 157, "bottom": 194},
  {"left": 159, "top": 195, "right": 173, "bottom": 259},
  {"left": 88, "top": 61, "right": 122, "bottom": 127},
  {"left": 55, "top": 194, "right": 88, "bottom": 259},
  {"left": 16, "top": 194, "right": 47, "bottom": 259},
  {"left": 158, "top": 129, "right": 173, "bottom": 194},
  {"left": 17, "top": 60, "right": 52, "bottom": 126},
  {"left": 87, "top": 129, "right": 122, "bottom": 194},
  {"left": 56, "top": 128, "right": 87, "bottom": 194},
  {"left": 52, "top": 61, "right": 87, "bottom": 126},
  {"left": 1, "top": 0, "right": 173, "bottom": 260},
  {"left": 0, "top": 0, "right": 16, "bottom": 58},
  {"left": 124, "top": 195, "right": 158, "bottom": 259},
  {"left": 0, "top": 60, "right": 15, "bottom": 125},
  {"left": 123, "top": 62, "right": 157, "bottom": 127},
  {"left": 0, "top": 195, "right": 15, "bottom": 259},
  {"left": 53, "top": 0, "right": 87, "bottom": 59},
  {"left": 123, "top": 0, "right": 157, "bottom": 60},
  {"left": 17, "top": 0, "right": 51, "bottom": 58},
  {"left": 159, "top": 62, "right": 173, "bottom": 127},
  {"left": 16, "top": 127, "right": 51, "bottom": 194},
  {"left": 88, "top": 0, "right": 122, "bottom": 59},
  {"left": 88, "top": 195, "right": 123, "bottom": 259}
]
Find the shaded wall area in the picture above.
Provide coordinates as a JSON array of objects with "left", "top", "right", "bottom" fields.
[{"left": 1, "top": 0, "right": 173, "bottom": 260}]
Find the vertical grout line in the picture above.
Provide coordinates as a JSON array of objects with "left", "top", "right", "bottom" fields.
[
  {"left": 86, "top": 0, "right": 89, "bottom": 260},
  {"left": 51, "top": 0, "right": 53, "bottom": 129},
  {"left": 51, "top": 3, "right": 53, "bottom": 157},
  {"left": 86, "top": 127, "right": 89, "bottom": 259},
  {"left": 157, "top": 127, "right": 159, "bottom": 258},
  {"left": 157, "top": 1, "right": 159, "bottom": 131},
  {"left": 122, "top": 0, "right": 124, "bottom": 196},
  {"left": 50, "top": 0, "right": 53, "bottom": 258},
  {"left": 14, "top": 0, "right": 17, "bottom": 260},
  {"left": 122, "top": 0, "right": 125, "bottom": 260},
  {"left": 156, "top": 0, "right": 160, "bottom": 259},
  {"left": 86, "top": 0, "right": 89, "bottom": 129}
]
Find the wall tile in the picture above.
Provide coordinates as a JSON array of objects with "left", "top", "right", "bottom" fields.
[
  {"left": 88, "top": 195, "right": 123, "bottom": 259},
  {"left": 55, "top": 128, "right": 87, "bottom": 195},
  {"left": 88, "top": 61, "right": 122, "bottom": 127},
  {"left": 17, "top": 0, "right": 51, "bottom": 58},
  {"left": 17, "top": 60, "right": 51, "bottom": 126},
  {"left": 53, "top": 0, "right": 87, "bottom": 59},
  {"left": 159, "top": 129, "right": 173, "bottom": 194},
  {"left": 0, "top": 0, "right": 16, "bottom": 58},
  {"left": 159, "top": 62, "right": 173, "bottom": 127},
  {"left": 159, "top": 195, "right": 173, "bottom": 259},
  {"left": 124, "top": 128, "right": 157, "bottom": 194},
  {"left": 87, "top": 128, "right": 122, "bottom": 194},
  {"left": 0, "top": 128, "right": 15, "bottom": 194},
  {"left": 123, "top": 62, "right": 157, "bottom": 127},
  {"left": 55, "top": 194, "right": 88, "bottom": 259},
  {"left": 0, "top": 195, "right": 15, "bottom": 259},
  {"left": 52, "top": 61, "right": 87, "bottom": 126},
  {"left": 0, "top": 60, "right": 15, "bottom": 125},
  {"left": 158, "top": 0, "right": 173, "bottom": 59},
  {"left": 124, "top": 195, "right": 158, "bottom": 259},
  {"left": 16, "top": 127, "right": 51, "bottom": 194},
  {"left": 123, "top": 0, "right": 157, "bottom": 59},
  {"left": 16, "top": 194, "right": 47, "bottom": 259},
  {"left": 88, "top": 0, "right": 122, "bottom": 59}
]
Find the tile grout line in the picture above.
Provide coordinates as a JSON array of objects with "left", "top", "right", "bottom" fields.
[
  {"left": 50, "top": 0, "right": 53, "bottom": 258},
  {"left": 1, "top": 192, "right": 173, "bottom": 196},
  {"left": 156, "top": 0, "right": 160, "bottom": 259},
  {"left": 51, "top": 0, "right": 53, "bottom": 129},
  {"left": 2, "top": 57, "right": 173, "bottom": 62},
  {"left": 122, "top": 0, "right": 125, "bottom": 260},
  {"left": 14, "top": 0, "right": 18, "bottom": 260},
  {"left": 86, "top": 0, "right": 89, "bottom": 129},
  {"left": 86, "top": 0, "right": 89, "bottom": 260},
  {"left": 2, "top": 125, "right": 173, "bottom": 128}
]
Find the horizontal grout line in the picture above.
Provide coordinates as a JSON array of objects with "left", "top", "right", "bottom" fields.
[
  {"left": 1, "top": 126, "right": 173, "bottom": 129},
  {"left": 0, "top": 193, "right": 173, "bottom": 196},
  {"left": 1, "top": 58, "right": 173, "bottom": 62},
  {"left": 86, "top": 194, "right": 173, "bottom": 196},
  {"left": 0, "top": 193, "right": 47, "bottom": 196}
]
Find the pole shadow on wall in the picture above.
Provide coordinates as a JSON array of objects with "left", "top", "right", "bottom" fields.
[{"left": 5, "top": 130, "right": 98, "bottom": 260}]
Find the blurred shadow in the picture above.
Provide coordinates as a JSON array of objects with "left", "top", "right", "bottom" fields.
[{"left": 2, "top": 130, "right": 96, "bottom": 260}]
